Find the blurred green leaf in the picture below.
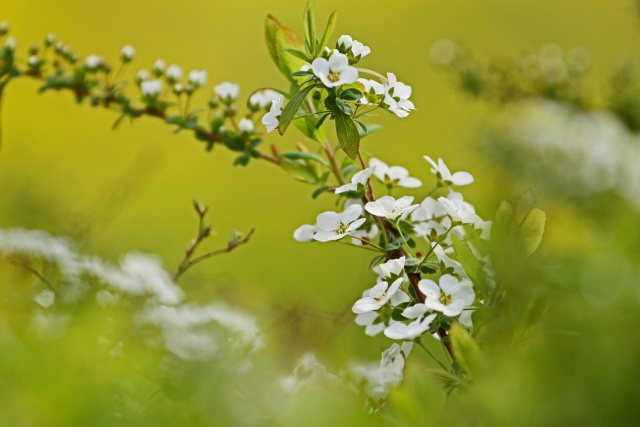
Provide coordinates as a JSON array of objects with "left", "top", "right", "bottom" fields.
[
  {"left": 450, "top": 323, "right": 485, "bottom": 377},
  {"left": 293, "top": 114, "right": 326, "bottom": 143},
  {"left": 518, "top": 207, "right": 547, "bottom": 256}
]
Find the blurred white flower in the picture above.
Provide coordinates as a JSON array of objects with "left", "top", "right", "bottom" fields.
[
  {"left": 215, "top": 82, "right": 240, "bottom": 101},
  {"left": 120, "top": 45, "right": 135, "bottom": 62},
  {"left": 141, "top": 79, "right": 162, "bottom": 97},
  {"left": 238, "top": 118, "right": 255, "bottom": 133},
  {"left": 35, "top": 289, "right": 55, "bottom": 309},
  {"left": 384, "top": 313, "right": 436, "bottom": 340},
  {"left": 165, "top": 64, "right": 183, "bottom": 83},
  {"left": 152, "top": 59, "right": 166, "bottom": 75},
  {"left": 293, "top": 223, "right": 317, "bottom": 242},
  {"left": 188, "top": 69, "right": 207, "bottom": 87},
  {"left": 85, "top": 54, "right": 103, "bottom": 70}
]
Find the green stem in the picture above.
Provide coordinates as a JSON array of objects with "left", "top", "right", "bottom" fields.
[
  {"left": 395, "top": 219, "right": 415, "bottom": 257},
  {"left": 350, "top": 235, "right": 385, "bottom": 252},
  {"left": 417, "top": 340, "right": 449, "bottom": 371},
  {"left": 419, "top": 222, "right": 454, "bottom": 266}
]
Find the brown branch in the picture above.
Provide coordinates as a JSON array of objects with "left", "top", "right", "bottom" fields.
[{"left": 7, "top": 258, "right": 58, "bottom": 295}]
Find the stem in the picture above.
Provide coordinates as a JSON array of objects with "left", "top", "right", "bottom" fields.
[
  {"left": 357, "top": 149, "right": 376, "bottom": 202},
  {"left": 293, "top": 111, "right": 329, "bottom": 120},
  {"left": 324, "top": 137, "right": 346, "bottom": 185},
  {"left": 350, "top": 235, "right": 385, "bottom": 252},
  {"left": 8, "top": 258, "right": 58, "bottom": 295},
  {"left": 419, "top": 222, "right": 455, "bottom": 266},
  {"left": 417, "top": 340, "right": 448, "bottom": 371},
  {"left": 395, "top": 219, "right": 415, "bottom": 257}
]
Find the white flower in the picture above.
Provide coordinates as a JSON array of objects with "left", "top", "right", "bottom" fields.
[
  {"left": 383, "top": 72, "right": 415, "bottom": 118},
  {"left": 351, "top": 223, "right": 379, "bottom": 246},
  {"left": 300, "top": 64, "right": 312, "bottom": 72},
  {"left": 4, "top": 36, "right": 16, "bottom": 51},
  {"left": 165, "top": 64, "right": 183, "bottom": 83},
  {"left": 293, "top": 224, "right": 317, "bottom": 242},
  {"left": 313, "top": 204, "right": 366, "bottom": 242},
  {"left": 411, "top": 197, "right": 447, "bottom": 222},
  {"left": 337, "top": 35, "right": 353, "bottom": 50},
  {"left": 378, "top": 256, "right": 405, "bottom": 278},
  {"left": 35, "top": 289, "right": 55, "bottom": 309},
  {"left": 188, "top": 69, "right": 207, "bottom": 87},
  {"left": 335, "top": 168, "right": 373, "bottom": 194},
  {"left": 419, "top": 274, "right": 475, "bottom": 316},
  {"left": 249, "top": 89, "right": 281, "bottom": 109},
  {"left": 311, "top": 52, "right": 358, "bottom": 88},
  {"left": 85, "top": 54, "right": 103, "bottom": 70},
  {"left": 358, "top": 78, "right": 384, "bottom": 104},
  {"left": 365, "top": 196, "right": 418, "bottom": 220},
  {"left": 45, "top": 32, "right": 56, "bottom": 45},
  {"left": 402, "top": 303, "right": 428, "bottom": 319},
  {"left": 424, "top": 155, "right": 474, "bottom": 186},
  {"left": 261, "top": 94, "right": 285, "bottom": 133},
  {"left": 136, "top": 69, "right": 150, "bottom": 83},
  {"left": 384, "top": 313, "right": 436, "bottom": 340},
  {"left": 355, "top": 311, "right": 385, "bottom": 336},
  {"left": 141, "top": 79, "right": 162, "bottom": 97},
  {"left": 0, "top": 21, "right": 9, "bottom": 34},
  {"left": 152, "top": 59, "right": 166, "bottom": 75},
  {"left": 438, "top": 196, "right": 481, "bottom": 224},
  {"left": 120, "top": 45, "right": 135, "bottom": 62},
  {"left": 28, "top": 55, "right": 39, "bottom": 66},
  {"left": 431, "top": 242, "right": 466, "bottom": 277},
  {"left": 351, "top": 40, "right": 371, "bottom": 58},
  {"left": 238, "top": 118, "right": 255, "bottom": 133},
  {"left": 214, "top": 82, "right": 240, "bottom": 101},
  {"left": 352, "top": 278, "right": 403, "bottom": 313},
  {"left": 369, "top": 158, "right": 422, "bottom": 188}
]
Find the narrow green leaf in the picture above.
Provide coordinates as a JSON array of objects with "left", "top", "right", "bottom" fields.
[
  {"left": 265, "top": 15, "right": 282, "bottom": 66},
  {"left": 279, "top": 155, "right": 318, "bottom": 184},
  {"left": 359, "top": 123, "right": 382, "bottom": 138},
  {"left": 281, "top": 151, "right": 330, "bottom": 167},
  {"left": 312, "top": 185, "right": 331, "bottom": 199},
  {"left": 284, "top": 47, "right": 312, "bottom": 63},
  {"left": 315, "top": 113, "right": 330, "bottom": 129},
  {"left": 278, "top": 84, "right": 316, "bottom": 135},
  {"left": 450, "top": 323, "right": 485, "bottom": 377},
  {"left": 293, "top": 114, "right": 326, "bottom": 143},
  {"left": 335, "top": 110, "right": 360, "bottom": 159},
  {"left": 304, "top": 0, "right": 317, "bottom": 58},
  {"left": 451, "top": 235, "right": 488, "bottom": 300},
  {"left": 318, "top": 11, "right": 338, "bottom": 54}
]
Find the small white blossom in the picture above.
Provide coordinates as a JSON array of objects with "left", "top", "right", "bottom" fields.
[
  {"left": 238, "top": 118, "right": 255, "bottom": 133},
  {"left": 293, "top": 224, "right": 317, "bottom": 242},
  {"left": 313, "top": 205, "right": 366, "bottom": 242},
  {"left": 35, "top": 289, "right": 55, "bottom": 309},
  {"left": 378, "top": 256, "right": 405, "bottom": 278},
  {"left": 355, "top": 311, "right": 385, "bottom": 336},
  {"left": 365, "top": 196, "right": 418, "bottom": 220},
  {"left": 335, "top": 168, "right": 372, "bottom": 194},
  {"left": 369, "top": 158, "right": 422, "bottom": 188},
  {"left": 384, "top": 313, "right": 436, "bottom": 340},
  {"left": 358, "top": 78, "right": 384, "bottom": 104},
  {"left": 383, "top": 72, "right": 415, "bottom": 118},
  {"left": 402, "top": 303, "right": 428, "bottom": 319},
  {"left": 438, "top": 196, "right": 481, "bottom": 224},
  {"left": 136, "top": 69, "right": 150, "bottom": 83},
  {"left": 165, "top": 64, "right": 183, "bottom": 83},
  {"left": 0, "top": 21, "right": 9, "bottom": 34},
  {"left": 45, "top": 32, "right": 56, "bottom": 45},
  {"left": 141, "top": 79, "right": 162, "bottom": 97},
  {"left": 411, "top": 197, "right": 447, "bottom": 222},
  {"left": 85, "top": 54, "right": 103, "bottom": 70},
  {"left": 4, "top": 36, "right": 16, "bottom": 51},
  {"left": 337, "top": 35, "right": 370, "bottom": 58},
  {"left": 152, "top": 59, "right": 166, "bottom": 75},
  {"left": 424, "top": 155, "right": 474, "bottom": 186},
  {"left": 28, "top": 55, "right": 39, "bottom": 67},
  {"left": 337, "top": 35, "right": 353, "bottom": 50},
  {"left": 261, "top": 94, "right": 285, "bottom": 133},
  {"left": 249, "top": 89, "right": 281, "bottom": 109},
  {"left": 120, "top": 45, "right": 135, "bottom": 62},
  {"left": 188, "top": 69, "right": 207, "bottom": 87},
  {"left": 352, "top": 278, "right": 403, "bottom": 313},
  {"left": 312, "top": 52, "right": 358, "bottom": 88},
  {"left": 214, "top": 82, "right": 240, "bottom": 101},
  {"left": 419, "top": 274, "right": 475, "bottom": 316}
]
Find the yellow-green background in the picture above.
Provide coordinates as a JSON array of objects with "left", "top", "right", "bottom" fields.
[{"left": 1, "top": 0, "right": 639, "bottom": 424}]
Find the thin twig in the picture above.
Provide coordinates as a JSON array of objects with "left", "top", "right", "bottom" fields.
[{"left": 7, "top": 258, "right": 58, "bottom": 295}]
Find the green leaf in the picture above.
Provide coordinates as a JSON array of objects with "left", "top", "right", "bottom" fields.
[
  {"left": 512, "top": 189, "right": 536, "bottom": 227},
  {"left": 303, "top": 0, "right": 317, "bottom": 58},
  {"left": 315, "top": 113, "right": 330, "bottom": 129},
  {"left": 265, "top": 15, "right": 283, "bottom": 66},
  {"left": 449, "top": 323, "right": 485, "bottom": 377},
  {"left": 336, "top": 98, "right": 353, "bottom": 115},
  {"left": 284, "top": 47, "right": 311, "bottom": 63},
  {"left": 340, "top": 88, "right": 364, "bottom": 101},
  {"left": 278, "top": 84, "right": 317, "bottom": 135},
  {"left": 518, "top": 207, "right": 547, "bottom": 256},
  {"left": 275, "top": 27, "right": 307, "bottom": 83},
  {"left": 354, "top": 120, "right": 367, "bottom": 135},
  {"left": 335, "top": 110, "right": 360, "bottom": 159},
  {"left": 312, "top": 185, "right": 331, "bottom": 199},
  {"left": 279, "top": 156, "right": 319, "bottom": 184},
  {"left": 293, "top": 114, "right": 326, "bottom": 143},
  {"left": 280, "top": 151, "right": 330, "bottom": 167},
  {"left": 318, "top": 11, "right": 338, "bottom": 55},
  {"left": 451, "top": 235, "right": 488, "bottom": 300},
  {"left": 359, "top": 123, "right": 382, "bottom": 138}
]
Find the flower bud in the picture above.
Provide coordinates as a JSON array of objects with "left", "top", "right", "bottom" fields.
[
  {"left": 120, "top": 45, "right": 135, "bottom": 63},
  {"left": 152, "top": 59, "right": 165, "bottom": 76},
  {"left": 208, "top": 96, "right": 220, "bottom": 109},
  {"left": 173, "top": 83, "right": 184, "bottom": 95},
  {"left": 214, "top": 82, "right": 240, "bottom": 102},
  {"left": 4, "top": 36, "right": 16, "bottom": 52},
  {"left": 54, "top": 42, "right": 65, "bottom": 54},
  {"left": 238, "top": 118, "right": 255, "bottom": 134},
  {"left": 187, "top": 69, "right": 207, "bottom": 88},
  {"left": 0, "top": 21, "right": 9, "bottom": 36},
  {"left": 85, "top": 54, "right": 103, "bottom": 71},
  {"left": 28, "top": 55, "right": 40, "bottom": 68},
  {"left": 28, "top": 44, "right": 39, "bottom": 55},
  {"left": 136, "top": 69, "right": 150, "bottom": 84},
  {"left": 44, "top": 32, "right": 56, "bottom": 47},
  {"left": 165, "top": 64, "right": 183, "bottom": 84},
  {"left": 141, "top": 79, "right": 162, "bottom": 97}
]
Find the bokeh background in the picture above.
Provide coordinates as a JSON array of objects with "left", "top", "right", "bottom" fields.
[{"left": 2, "top": 0, "right": 640, "bottom": 425}]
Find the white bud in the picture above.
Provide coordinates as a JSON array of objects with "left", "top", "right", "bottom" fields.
[
  {"left": 4, "top": 36, "right": 16, "bottom": 51},
  {"left": 45, "top": 32, "right": 56, "bottom": 45},
  {"left": 85, "top": 54, "right": 103, "bottom": 70},
  {"left": 120, "top": 44, "right": 135, "bottom": 62},
  {"left": 136, "top": 69, "right": 150, "bottom": 83},
  {"left": 28, "top": 55, "right": 39, "bottom": 66},
  {"left": 238, "top": 118, "right": 255, "bottom": 133},
  {"left": 187, "top": 69, "right": 207, "bottom": 87},
  {"left": 214, "top": 81, "right": 240, "bottom": 101},
  {"left": 141, "top": 79, "right": 162, "bottom": 97},
  {"left": 166, "top": 64, "right": 183, "bottom": 83},
  {"left": 0, "top": 21, "right": 9, "bottom": 35},
  {"left": 152, "top": 59, "right": 166, "bottom": 75}
]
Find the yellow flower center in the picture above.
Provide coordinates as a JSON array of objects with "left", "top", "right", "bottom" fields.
[
  {"left": 439, "top": 293, "right": 452, "bottom": 306},
  {"left": 335, "top": 221, "right": 349, "bottom": 234},
  {"left": 328, "top": 72, "right": 340, "bottom": 83}
]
